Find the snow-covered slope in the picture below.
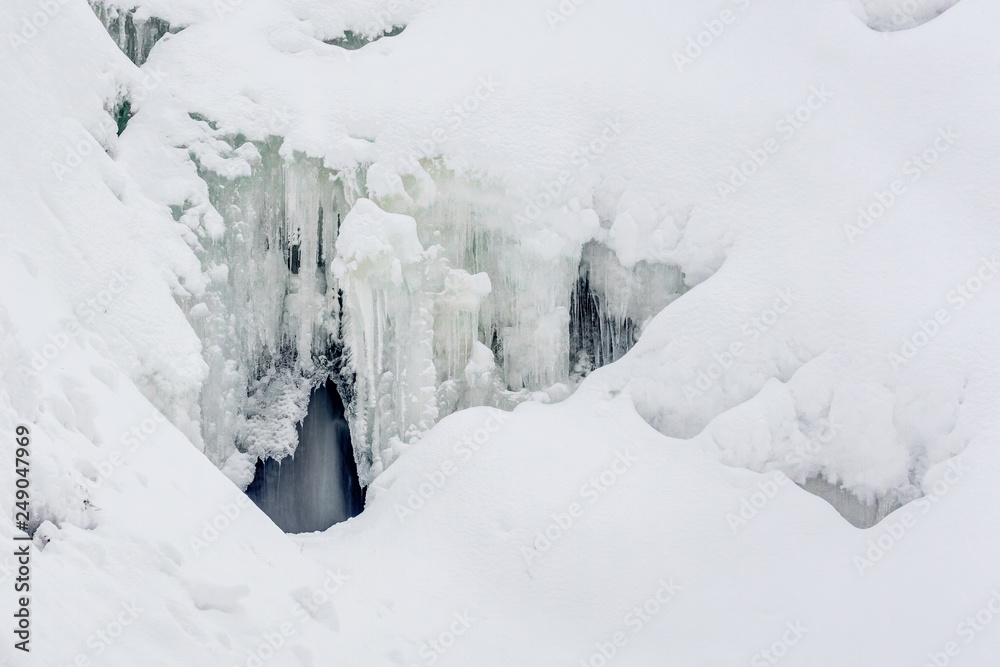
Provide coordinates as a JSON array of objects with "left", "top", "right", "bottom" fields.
[{"left": 1, "top": 0, "right": 999, "bottom": 664}]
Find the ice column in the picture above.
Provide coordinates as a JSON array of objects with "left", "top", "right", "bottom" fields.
[
  {"left": 334, "top": 199, "right": 491, "bottom": 484},
  {"left": 88, "top": 1, "right": 172, "bottom": 66}
]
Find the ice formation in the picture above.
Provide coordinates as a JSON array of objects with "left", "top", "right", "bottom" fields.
[
  {"left": 141, "top": 102, "right": 692, "bottom": 490},
  {"left": 88, "top": 0, "right": 173, "bottom": 66},
  {"left": 325, "top": 25, "right": 405, "bottom": 50},
  {"left": 852, "top": 0, "right": 963, "bottom": 30},
  {"left": 80, "top": 0, "right": 959, "bottom": 523},
  {"left": 63, "top": 0, "right": 704, "bottom": 510},
  {"left": 65, "top": 0, "right": 986, "bottom": 534},
  {"left": 5, "top": 0, "right": 1000, "bottom": 662},
  {"left": 186, "top": 144, "right": 349, "bottom": 476}
]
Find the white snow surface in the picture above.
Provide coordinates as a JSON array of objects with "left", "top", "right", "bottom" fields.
[{"left": 1, "top": 0, "right": 999, "bottom": 665}]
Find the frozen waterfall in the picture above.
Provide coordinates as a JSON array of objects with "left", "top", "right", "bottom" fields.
[
  {"left": 88, "top": 1, "right": 173, "bottom": 67},
  {"left": 246, "top": 380, "right": 364, "bottom": 533}
]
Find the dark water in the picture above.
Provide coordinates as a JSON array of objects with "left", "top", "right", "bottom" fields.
[{"left": 246, "top": 379, "right": 364, "bottom": 533}]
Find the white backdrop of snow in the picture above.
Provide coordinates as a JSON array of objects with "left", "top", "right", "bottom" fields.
[{"left": 1, "top": 0, "right": 999, "bottom": 664}]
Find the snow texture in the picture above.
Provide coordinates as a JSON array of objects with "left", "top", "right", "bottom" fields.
[{"left": 0, "top": 0, "right": 998, "bottom": 664}]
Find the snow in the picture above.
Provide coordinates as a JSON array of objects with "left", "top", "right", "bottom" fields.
[
  {"left": 1, "top": 0, "right": 999, "bottom": 664},
  {"left": 333, "top": 198, "right": 425, "bottom": 278}
]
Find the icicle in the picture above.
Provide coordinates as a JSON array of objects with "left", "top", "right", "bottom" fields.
[
  {"left": 183, "top": 145, "right": 685, "bottom": 486},
  {"left": 88, "top": 1, "right": 173, "bottom": 66},
  {"left": 333, "top": 199, "right": 492, "bottom": 483}
]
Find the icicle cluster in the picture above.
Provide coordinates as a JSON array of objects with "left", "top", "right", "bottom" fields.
[
  {"left": 182, "top": 136, "right": 688, "bottom": 487},
  {"left": 88, "top": 1, "right": 172, "bottom": 66},
  {"left": 188, "top": 141, "right": 351, "bottom": 479},
  {"left": 333, "top": 199, "right": 492, "bottom": 483}
]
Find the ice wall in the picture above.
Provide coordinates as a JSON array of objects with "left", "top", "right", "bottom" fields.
[
  {"left": 333, "top": 176, "right": 693, "bottom": 482},
  {"left": 88, "top": 1, "right": 173, "bottom": 66},
  {"left": 414, "top": 177, "right": 580, "bottom": 393},
  {"left": 185, "top": 137, "right": 351, "bottom": 483},
  {"left": 571, "top": 241, "right": 686, "bottom": 375},
  {"left": 246, "top": 380, "right": 363, "bottom": 533},
  {"left": 325, "top": 26, "right": 406, "bottom": 50},
  {"left": 333, "top": 198, "right": 494, "bottom": 482},
  {"left": 173, "top": 127, "right": 690, "bottom": 489},
  {"left": 800, "top": 476, "right": 901, "bottom": 528}
]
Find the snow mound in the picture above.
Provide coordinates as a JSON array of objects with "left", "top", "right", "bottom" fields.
[{"left": 849, "top": 0, "right": 963, "bottom": 31}]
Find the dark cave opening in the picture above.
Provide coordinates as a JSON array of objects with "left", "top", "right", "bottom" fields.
[
  {"left": 569, "top": 272, "right": 638, "bottom": 375},
  {"left": 246, "top": 378, "right": 364, "bottom": 533}
]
